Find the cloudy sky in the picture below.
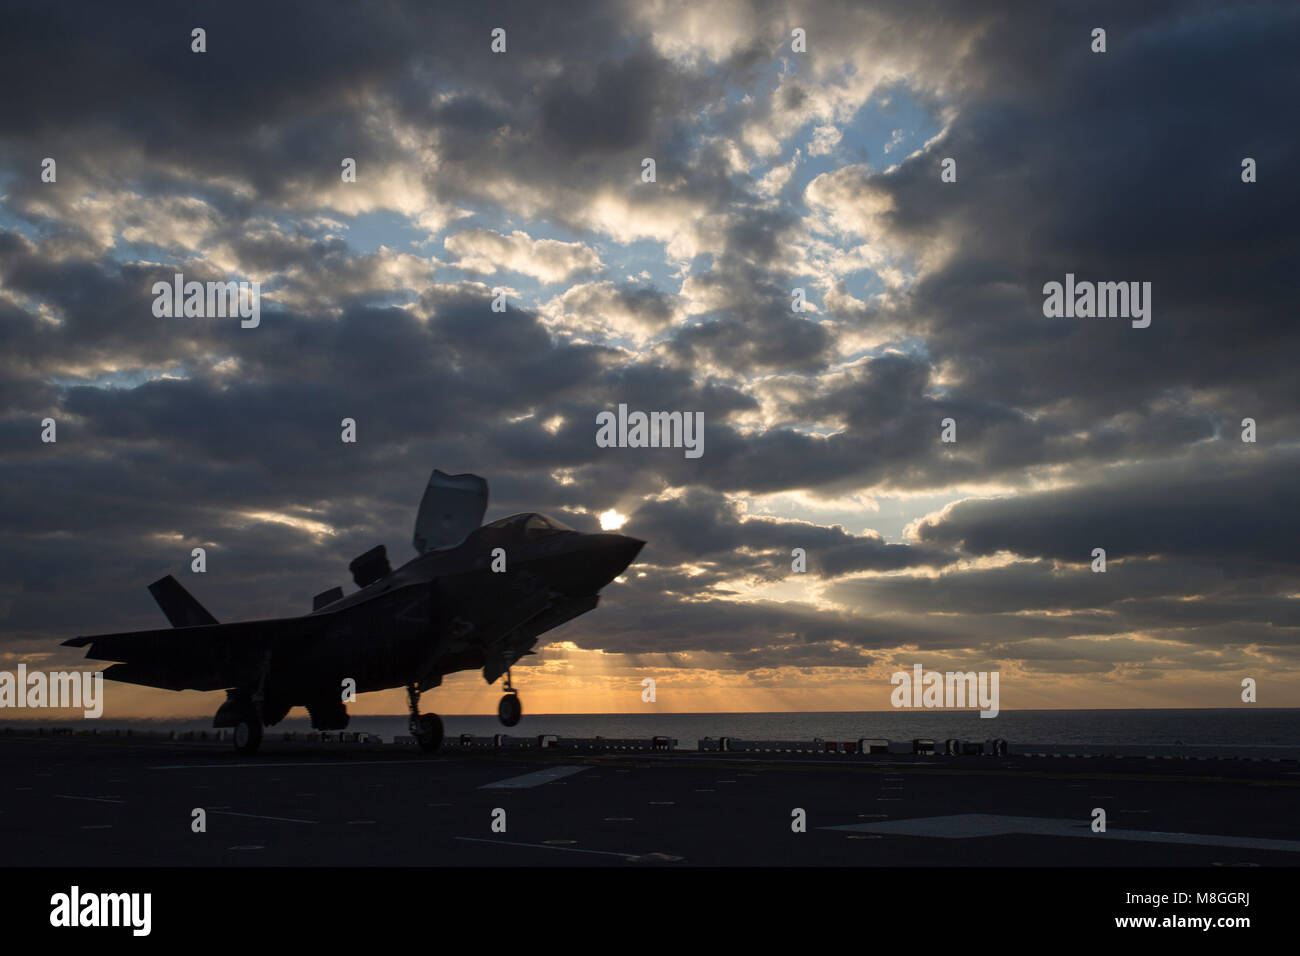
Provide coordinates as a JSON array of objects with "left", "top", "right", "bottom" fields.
[{"left": 2, "top": 0, "right": 1297, "bottom": 719}]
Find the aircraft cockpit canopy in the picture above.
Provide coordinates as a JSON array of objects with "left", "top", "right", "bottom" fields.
[{"left": 482, "top": 512, "right": 576, "bottom": 538}]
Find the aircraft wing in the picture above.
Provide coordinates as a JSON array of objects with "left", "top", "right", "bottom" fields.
[{"left": 62, "top": 616, "right": 322, "bottom": 692}]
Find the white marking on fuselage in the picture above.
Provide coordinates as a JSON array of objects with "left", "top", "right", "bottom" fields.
[{"left": 480, "top": 765, "right": 590, "bottom": 789}]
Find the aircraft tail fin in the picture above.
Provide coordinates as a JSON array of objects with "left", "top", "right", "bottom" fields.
[{"left": 148, "top": 575, "right": 219, "bottom": 627}]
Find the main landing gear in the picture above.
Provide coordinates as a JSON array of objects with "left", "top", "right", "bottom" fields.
[
  {"left": 233, "top": 713, "right": 263, "bottom": 756},
  {"left": 215, "top": 691, "right": 264, "bottom": 756},
  {"left": 407, "top": 683, "right": 444, "bottom": 754},
  {"left": 498, "top": 669, "right": 522, "bottom": 727}
]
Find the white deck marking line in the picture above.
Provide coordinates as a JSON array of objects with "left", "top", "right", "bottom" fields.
[
  {"left": 455, "top": 836, "right": 639, "bottom": 859},
  {"left": 480, "top": 766, "right": 590, "bottom": 789},
  {"left": 55, "top": 794, "right": 124, "bottom": 804},
  {"left": 150, "top": 759, "right": 427, "bottom": 770},
  {"left": 209, "top": 810, "right": 317, "bottom": 824},
  {"left": 822, "top": 813, "right": 1300, "bottom": 852}
]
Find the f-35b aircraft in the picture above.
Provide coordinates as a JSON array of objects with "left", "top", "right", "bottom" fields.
[{"left": 62, "top": 471, "right": 645, "bottom": 755}]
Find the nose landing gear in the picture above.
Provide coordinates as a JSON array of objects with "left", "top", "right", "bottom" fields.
[
  {"left": 498, "top": 693, "right": 522, "bottom": 727},
  {"left": 498, "top": 669, "right": 522, "bottom": 727}
]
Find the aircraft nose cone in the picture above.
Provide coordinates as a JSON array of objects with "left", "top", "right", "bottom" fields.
[
  {"left": 548, "top": 532, "right": 646, "bottom": 595},
  {"left": 577, "top": 533, "right": 645, "bottom": 591},
  {"left": 611, "top": 535, "right": 645, "bottom": 576}
]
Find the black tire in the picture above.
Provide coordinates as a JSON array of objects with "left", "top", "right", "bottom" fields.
[
  {"left": 498, "top": 693, "right": 522, "bottom": 727},
  {"left": 234, "top": 717, "right": 263, "bottom": 756},
  {"left": 416, "top": 713, "right": 444, "bottom": 753}
]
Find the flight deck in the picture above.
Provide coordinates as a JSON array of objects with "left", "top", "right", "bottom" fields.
[{"left": 3, "top": 727, "right": 1298, "bottom": 867}]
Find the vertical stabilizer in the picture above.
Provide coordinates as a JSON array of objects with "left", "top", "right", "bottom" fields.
[{"left": 148, "top": 575, "right": 219, "bottom": 627}]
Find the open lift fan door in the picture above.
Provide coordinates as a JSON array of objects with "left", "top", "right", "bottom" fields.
[{"left": 412, "top": 469, "right": 489, "bottom": 553}]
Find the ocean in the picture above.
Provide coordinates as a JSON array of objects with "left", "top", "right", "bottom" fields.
[{"left": 28, "top": 708, "right": 1300, "bottom": 751}]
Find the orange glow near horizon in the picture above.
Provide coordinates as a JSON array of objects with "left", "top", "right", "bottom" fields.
[{"left": 12, "top": 641, "right": 1297, "bottom": 722}]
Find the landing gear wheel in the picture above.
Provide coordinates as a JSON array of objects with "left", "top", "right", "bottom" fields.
[
  {"left": 415, "top": 713, "right": 444, "bottom": 754},
  {"left": 498, "top": 693, "right": 522, "bottom": 727},
  {"left": 233, "top": 716, "right": 263, "bottom": 756}
]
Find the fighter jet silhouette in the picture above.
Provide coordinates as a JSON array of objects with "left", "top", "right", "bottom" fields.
[{"left": 62, "top": 470, "right": 645, "bottom": 754}]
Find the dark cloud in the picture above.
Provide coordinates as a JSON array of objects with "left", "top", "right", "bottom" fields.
[
  {"left": 0, "top": 0, "right": 1296, "bottom": 695},
  {"left": 916, "top": 450, "right": 1300, "bottom": 567}
]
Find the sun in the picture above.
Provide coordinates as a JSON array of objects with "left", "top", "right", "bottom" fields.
[{"left": 598, "top": 508, "right": 628, "bottom": 531}]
